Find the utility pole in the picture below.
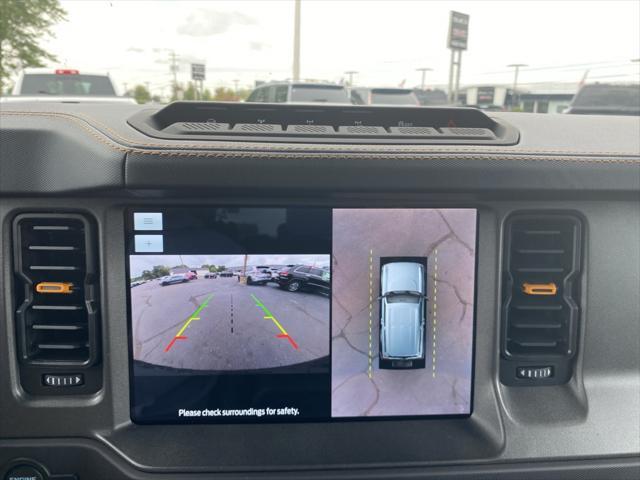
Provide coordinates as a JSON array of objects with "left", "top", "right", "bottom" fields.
[
  {"left": 507, "top": 63, "right": 527, "bottom": 111},
  {"left": 292, "top": 0, "right": 301, "bottom": 81},
  {"left": 448, "top": 50, "right": 463, "bottom": 103},
  {"left": 344, "top": 70, "right": 358, "bottom": 86},
  {"left": 416, "top": 67, "right": 432, "bottom": 90},
  {"left": 169, "top": 50, "right": 179, "bottom": 99}
]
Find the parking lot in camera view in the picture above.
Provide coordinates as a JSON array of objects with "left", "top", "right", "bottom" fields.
[
  {"left": 131, "top": 275, "right": 329, "bottom": 371},
  {"left": 331, "top": 209, "right": 476, "bottom": 417}
]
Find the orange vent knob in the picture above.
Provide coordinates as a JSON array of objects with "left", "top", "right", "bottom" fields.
[{"left": 35, "top": 282, "right": 74, "bottom": 294}]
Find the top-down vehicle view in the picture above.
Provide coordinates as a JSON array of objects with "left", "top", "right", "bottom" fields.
[
  {"left": 379, "top": 259, "right": 427, "bottom": 369},
  {"left": 0, "top": 0, "right": 639, "bottom": 479}
]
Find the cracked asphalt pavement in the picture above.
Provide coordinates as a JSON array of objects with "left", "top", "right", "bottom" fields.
[
  {"left": 331, "top": 209, "right": 476, "bottom": 417},
  {"left": 131, "top": 277, "right": 329, "bottom": 370}
]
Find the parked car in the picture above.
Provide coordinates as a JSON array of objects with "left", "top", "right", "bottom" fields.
[
  {"left": 160, "top": 274, "right": 189, "bottom": 286},
  {"left": 1, "top": 68, "right": 136, "bottom": 104},
  {"left": 350, "top": 87, "right": 420, "bottom": 106},
  {"left": 413, "top": 88, "right": 449, "bottom": 106},
  {"left": 465, "top": 104, "right": 506, "bottom": 112},
  {"left": 564, "top": 83, "right": 640, "bottom": 116},
  {"left": 379, "top": 258, "right": 427, "bottom": 369},
  {"left": 277, "top": 265, "right": 330, "bottom": 294},
  {"left": 204, "top": 272, "right": 218, "bottom": 279},
  {"left": 246, "top": 266, "right": 272, "bottom": 285},
  {"left": 246, "top": 81, "right": 351, "bottom": 104}
]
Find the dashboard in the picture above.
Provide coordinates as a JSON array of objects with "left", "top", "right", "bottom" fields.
[{"left": 0, "top": 101, "right": 639, "bottom": 479}]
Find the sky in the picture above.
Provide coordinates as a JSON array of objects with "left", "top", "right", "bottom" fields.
[
  {"left": 129, "top": 254, "right": 330, "bottom": 278},
  {"left": 39, "top": 0, "right": 640, "bottom": 96}
]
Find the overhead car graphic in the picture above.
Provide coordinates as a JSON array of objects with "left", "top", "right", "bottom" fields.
[{"left": 379, "top": 258, "right": 427, "bottom": 369}]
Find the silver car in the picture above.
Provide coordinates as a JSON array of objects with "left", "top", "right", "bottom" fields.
[{"left": 379, "top": 259, "right": 427, "bottom": 369}]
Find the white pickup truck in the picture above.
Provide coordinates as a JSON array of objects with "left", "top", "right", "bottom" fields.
[{"left": 1, "top": 68, "right": 136, "bottom": 104}]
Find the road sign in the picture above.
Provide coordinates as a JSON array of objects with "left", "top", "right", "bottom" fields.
[
  {"left": 191, "top": 63, "right": 206, "bottom": 81},
  {"left": 447, "top": 11, "right": 470, "bottom": 51}
]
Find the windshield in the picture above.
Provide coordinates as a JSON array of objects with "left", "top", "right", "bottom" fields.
[
  {"left": 290, "top": 85, "right": 349, "bottom": 103},
  {"left": 20, "top": 74, "right": 116, "bottom": 96},
  {"left": 2, "top": 1, "right": 638, "bottom": 114},
  {"left": 386, "top": 293, "right": 421, "bottom": 304}
]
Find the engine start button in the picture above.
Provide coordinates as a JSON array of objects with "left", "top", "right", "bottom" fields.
[{"left": 3, "top": 464, "right": 45, "bottom": 480}]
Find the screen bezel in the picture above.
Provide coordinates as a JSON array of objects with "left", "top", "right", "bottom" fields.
[{"left": 124, "top": 205, "right": 479, "bottom": 424}]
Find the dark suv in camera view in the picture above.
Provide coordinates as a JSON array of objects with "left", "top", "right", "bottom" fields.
[{"left": 277, "top": 265, "right": 331, "bottom": 294}]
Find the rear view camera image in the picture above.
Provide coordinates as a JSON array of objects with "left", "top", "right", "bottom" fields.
[
  {"left": 130, "top": 254, "right": 330, "bottom": 371},
  {"left": 127, "top": 207, "right": 332, "bottom": 423},
  {"left": 331, "top": 209, "right": 477, "bottom": 417}
]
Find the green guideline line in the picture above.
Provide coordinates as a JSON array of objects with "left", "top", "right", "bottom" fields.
[
  {"left": 250, "top": 293, "right": 297, "bottom": 348},
  {"left": 192, "top": 293, "right": 214, "bottom": 317},
  {"left": 250, "top": 293, "right": 274, "bottom": 317},
  {"left": 165, "top": 293, "right": 214, "bottom": 352}
]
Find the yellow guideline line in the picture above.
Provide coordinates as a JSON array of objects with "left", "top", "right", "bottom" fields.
[
  {"left": 432, "top": 249, "right": 438, "bottom": 378},
  {"left": 368, "top": 248, "right": 373, "bottom": 379},
  {"left": 175, "top": 295, "right": 212, "bottom": 336},
  {"left": 165, "top": 294, "right": 213, "bottom": 352},
  {"left": 252, "top": 294, "right": 289, "bottom": 336},
  {"left": 268, "top": 316, "right": 288, "bottom": 336}
]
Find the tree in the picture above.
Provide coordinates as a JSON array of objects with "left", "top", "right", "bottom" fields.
[
  {"left": 142, "top": 265, "right": 170, "bottom": 280},
  {"left": 213, "top": 87, "right": 237, "bottom": 101},
  {"left": 131, "top": 84, "right": 151, "bottom": 104},
  {"left": 0, "top": 0, "right": 67, "bottom": 91},
  {"left": 183, "top": 82, "right": 198, "bottom": 100}
]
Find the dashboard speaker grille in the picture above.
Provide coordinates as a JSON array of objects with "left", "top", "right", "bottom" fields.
[{"left": 13, "top": 214, "right": 100, "bottom": 366}]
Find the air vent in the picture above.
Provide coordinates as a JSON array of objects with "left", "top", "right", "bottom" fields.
[
  {"left": 13, "top": 214, "right": 100, "bottom": 371},
  {"left": 500, "top": 213, "right": 583, "bottom": 385}
]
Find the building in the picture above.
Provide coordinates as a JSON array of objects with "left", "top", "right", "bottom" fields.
[{"left": 462, "top": 83, "right": 578, "bottom": 113}]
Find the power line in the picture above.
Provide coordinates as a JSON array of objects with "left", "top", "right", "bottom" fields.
[{"left": 481, "top": 60, "right": 633, "bottom": 75}]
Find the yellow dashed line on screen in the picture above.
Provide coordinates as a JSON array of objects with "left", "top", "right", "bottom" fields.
[
  {"left": 368, "top": 248, "right": 373, "bottom": 379},
  {"left": 432, "top": 249, "right": 438, "bottom": 378}
]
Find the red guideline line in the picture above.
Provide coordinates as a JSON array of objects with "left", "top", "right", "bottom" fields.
[
  {"left": 164, "top": 335, "right": 187, "bottom": 352},
  {"left": 276, "top": 333, "right": 299, "bottom": 350}
]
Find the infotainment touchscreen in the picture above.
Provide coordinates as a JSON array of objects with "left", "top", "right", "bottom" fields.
[{"left": 126, "top": 207, "right": 477, "bottom": 423}]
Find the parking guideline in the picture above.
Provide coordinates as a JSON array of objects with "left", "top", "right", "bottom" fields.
[
  {"left": 250, "top": 293, "right": 299, "bottom": 350},
  {"left": 165, "top": 293, "right": 214, "bottom": 352},
  {"left": 368, "top": 248, "right": 373, "bottom": 379}
]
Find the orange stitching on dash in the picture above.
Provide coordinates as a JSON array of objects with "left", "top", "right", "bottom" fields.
[
  {"left": 37, "top": 110, "right": 640, "bottom": 157},
  {"left": 1, "top": 111, "right": 640, "bottom": 164}
]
